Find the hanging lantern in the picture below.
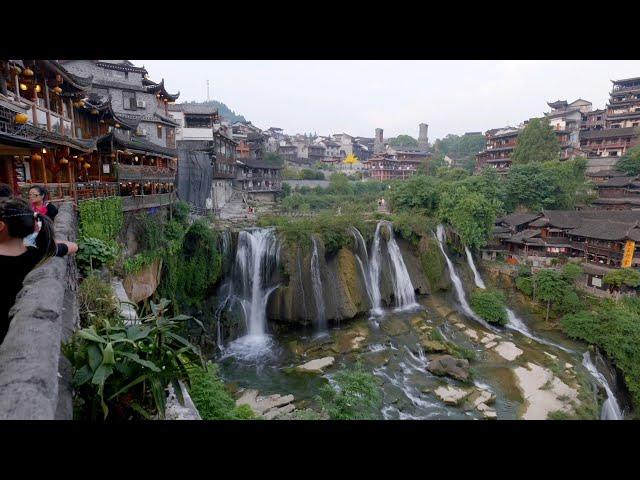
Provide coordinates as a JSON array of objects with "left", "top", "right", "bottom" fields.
[
  {"left": 23, "top": 67, "right": 34, "bottom": 77},
  {"left": 19, "top": 83, "right": 27, "bottom": 91},
  {"left": 83, "top": 162, "right": 91, "bottom": 169},
  {"left": 115, "top": 123, "right": 120, "bottom": 128},
  {"left": 31, "top": 153, "right": 42, "bottom": 161},
  {"left": 91, "top": 108, "right": 99, "bottom": 115},
  {"left": 15, "top": 113, "right": 28, "bottom": 124},
  {"left": 52, "top": 86, "right": 62, "bottom": 95},
  {"left": 34, "top": 84, "right": 41, "bottom": 93},
  {"left": 99, "top": 119, "right": 105, "bottom": 124},
  {"left": 41, "top": 148, "right": 47, "bottom": 154},
  {"left": 60, "top": 158, "right": 69, "bottom": 165}
]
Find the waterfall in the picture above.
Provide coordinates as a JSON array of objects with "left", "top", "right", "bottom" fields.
[
  {"left": 369, "top": 221, "right": 418, "bottom": 312},
  {"left": 465, "top": 246, "right": 486, "bottom": 289},
  {"left": 368, "top": 222, "right": 384, "bottom": 315},
  {"left": 349, "top": 227, "right": 374, "bottom": 306},
  {"left": 582, "top": 351, "right": 623, "bottom": 420},
  {"left": 222, "top": 228, "right": 280, "bottom": 360},
  {"left": 435, "top": 225, "right": 491, "bottom": 329},
  {"left": 382, "top": 221, "right": 418, "bottom": 310},
  {"left": 310, "top": 237, "right": 326, "bottom": 330},
  {"left": 462, "top": 233, "right": 572, "bottom": 350}
]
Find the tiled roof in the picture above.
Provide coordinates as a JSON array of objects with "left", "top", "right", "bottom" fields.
[
  {"left": 498, "top": 213, "right": 542, "bottom": 227},
  {"left": 597, "top": 176, "right": 638, "bottom": 187},
  {"left": 168, "top": 104, "right": 219, "bottom": 115},
  {"left": 580, "top": 127, "right": 639, "bottom": 140}
]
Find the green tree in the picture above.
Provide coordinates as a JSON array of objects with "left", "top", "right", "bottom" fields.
[
  {"left": 388, "top": 134, "right": 418, "bottom": 148},
  {"left": 616, "top": 145, "right": 640, "bottom": 176},
  {"left": 534, "top": 269, "right": 566, "bottom": 321},
  {"left": 603, "top": 269, "right": 640, "bottom": 302},
  {"left": 511, "top": 118, "right": 560, "bottom": 164},
  {"left": 265, "top": 152, "right": 284, "bottom": 166},
  {"left": 435, "top": 133, "right": 485, "bottom": 158},
  {"left": 327, "top": 173, "right": 352, "bottom": 195},
  {"left": 389, "top": 175, "right": 441, "bottom": 214},
  {"left": 438, "top": 190, "right": 501, "bottom": 249}
]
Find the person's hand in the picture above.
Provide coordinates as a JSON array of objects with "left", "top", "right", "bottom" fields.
[{"left": 56, "top": 240, "right": 79, "bottom": 254}]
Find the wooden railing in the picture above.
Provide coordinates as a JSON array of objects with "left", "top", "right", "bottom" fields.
[{"left": 122, "top": 192, "right": 176, "bottom": 211}]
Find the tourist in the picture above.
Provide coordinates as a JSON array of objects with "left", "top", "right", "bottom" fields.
[
  {"left": 0, "top": 198, "right": 78, "bottom": 344},
  {"left": 28, "top": 186, "right": 58, "bottom": 221},
  {"left": 0, "top": 183, "right": 12, "bottom": 198}
]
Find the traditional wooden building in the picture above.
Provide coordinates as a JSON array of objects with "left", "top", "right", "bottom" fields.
[
  {"left": 545, "top": 99, "right": 592, "bottom": 159},
  {"left": 486, "top": 210, "right": 640, "bottom": 274},
  {"left": 591, "top": 175, "right": 640, "bottom": 210},
  {"left": 607, "top": 77, "right": 640, "bottom": 129},
  {"left": 233, "top": 157, "right": 282, "bottom": 202},
  {"left": 475, "top": 127, "right": 521, "bottom": 175},
  {"left": 365, "top": 152, "right": 418, "bottom": 181},
  {"left": 579, "top": 127, "right": 640, "bottom": 159},
  {"left": 0, "top": 59, "right": 102, "bottom": 202}
]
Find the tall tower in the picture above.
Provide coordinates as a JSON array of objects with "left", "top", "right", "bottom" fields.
[
  {"left": 374, "top": 128, "right": 384, "bottom": 153},
  {"left": 418, "top": 123, "right": 429, "bottom": 151}
]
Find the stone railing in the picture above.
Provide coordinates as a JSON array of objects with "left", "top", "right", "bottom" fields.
[{"left": 0, "top": 202, "right": 78, "bottom": 419}]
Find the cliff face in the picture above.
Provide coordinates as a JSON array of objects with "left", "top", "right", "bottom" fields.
[{"left": 266, "top": 233, "right": 439, "bottom": 325}]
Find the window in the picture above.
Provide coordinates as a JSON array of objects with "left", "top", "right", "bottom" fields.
[
  {"left": 157, "top": 125, "right": 163, "bottom": 138},
  {"left": 123, "top": 91, "right": 136, "bottom": 110}
]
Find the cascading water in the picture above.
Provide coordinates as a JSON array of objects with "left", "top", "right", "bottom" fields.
[
  {"left": 435, "top": 225, "right": 491, "bottom": 329},
  {"left": 368, "top": 223, "right": 385, "bottom": 315},
  {"left": 582, "top": 351, "right": 623, "bottom": 420},
  {"left": 349, "top": 227, "right": 374, "bottom": 306},
  {"left": 463, "top": 238, "right": 572, "bottom": 351},
  {"left": 465, "top": 246, "right": 486, "bottom": 289},
  {"left": 369, "top": 221, "right": 418, "bottom": 313},
  {"left": 224, "top": 228, "right": 279, "bottom": 360},
  {"left": 310, "top": 237, "right": 326, "bottom": 330},
  {"left": 382, "top": 222, "right": 418, "bottom": 310}
]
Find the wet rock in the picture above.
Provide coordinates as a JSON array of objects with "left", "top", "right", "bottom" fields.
[
  {"left": 263, "top": 403, "right": 296, "bottom": 420},
  {"left": 368, "top": 351, "right": 392, "bottom": 367},
  {"left": 434, "top": 385, "right": 472, "bottom": 405},
  {"left": 544, "top": 352, "right": 558, "bottom": 360},
  {"left": 420, "top": 339, "right": 448, "bottom": 353},
  {"left": 464, "top": 329, "right": 479, "bottom": 342},
  {"left": 468, "top": 388, "right": 496, "bottom": 408},
  {"left": 427, "top": 355, "right": 470, "bottom": 382},
  {"left": 564, "top": 363, "right": 573, "bottom": 370},
  {"left": 480, "top": 333, "right": 499, "bottom": 345},
  {"left": 235, "top": 390, "right": 296, "bottom": 417},
  {"left": 485, "top": 341, "right": 498, "bottom": 349},
  {"left": 454, "top": 322, "right": 466, "bottom": 330},
  {"left": 493, "top": 342, "right": 523, "bottom": 361},
  {"left": 477, "top": 404, "right": 497, "bottom": 419},
  {"left": 380, "top": 317, "right": 410, "bottom": 337},
  {"left": 295, "top": 357, "right": 335, "bottom": 373}
]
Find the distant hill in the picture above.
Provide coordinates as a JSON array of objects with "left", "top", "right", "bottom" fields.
[{"left": 180, "top": 100, "right": 247, "bottom": 124}]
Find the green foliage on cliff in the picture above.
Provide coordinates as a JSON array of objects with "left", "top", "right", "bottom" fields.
[
  {"left": 420, "top": 236, "right": 448, "bottom": 292},
  {"left": 388, "top": 134, "right": 418, "bottom": 148},
  {"left": 317, "top": 363, "right": 382, "bottom": 420},
  {"left": 616, "top": 145, "right": 640, "bottom": 176},
  {"left": 188, "top": 363, "right": 255, "bottom": 420},
  {"left": 515, "top": 265, "right": 582, "bottom": 321},
  {"left": 160, "top": 219, "right": 223, "bottom": 312},
  {"left": 561, "top": 297, "right": 640, "bottom": 409},
  {"left": 470, "top": 289, "right": 507, "bottom": 325},
  {"left": 78, "top": 197, "right": 124, "bottom": 242},
  {"left": 434, "top": 133, "right": 485, "bottom": 159}
]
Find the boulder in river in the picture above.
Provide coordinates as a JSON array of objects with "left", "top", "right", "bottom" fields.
[
  {"left": 380, "top": 317, "right": 410, "bottom": 337},
  {"left": 434, "top": 385, "right": 472, "bottom": 405},
  {"left": 427, "top": 355, "right": 470, "bottom": 382},
  {"left": 493, "top": 342, "right": 523, "bottom": 362},
  {"left": 295, "top": 356, "right": 335, "bottom": 374}
]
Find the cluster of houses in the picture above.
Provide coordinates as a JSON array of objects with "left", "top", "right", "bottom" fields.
[{"left": 475, "top": 77, "right": 640, "bottom": 181}]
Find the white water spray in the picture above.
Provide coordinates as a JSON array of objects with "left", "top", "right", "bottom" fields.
[
  {"left": 582, "top": 351, "right": 623, "bottom": 420},
  {"left": 310, "top": 237, "right": 326, "bottom": 330},
  {"left": 435, "top": 225, "right": 491, "bottom": 329},
  {"left": 382, "top": 222, "right": 418, "bottom": 310}
]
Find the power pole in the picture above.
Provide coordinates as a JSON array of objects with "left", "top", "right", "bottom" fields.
[{"left": 206, "top": 80, "right": 210, "bottom": 102}]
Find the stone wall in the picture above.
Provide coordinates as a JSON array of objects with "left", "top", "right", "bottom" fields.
[{"left": 0, "top": 202, "right": 78, "bottom": 420}]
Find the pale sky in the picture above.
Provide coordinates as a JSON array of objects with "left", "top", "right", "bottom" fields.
[{"left": 134, "top": 60, "right": 640, "bottom": 140}]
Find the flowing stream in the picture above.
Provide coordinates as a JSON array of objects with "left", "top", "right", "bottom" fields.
[
  {"left": 349, "top": 227, "right": 374, "bottom": 307},
  {"left": 462, "top": 235, "right": 622, "bottom": 419},
  {"left": 382, "top": 221, "right": 419, "bottom": 311},
  {"left": 368, "top": 222, "right": 384, "bottom": 315}
]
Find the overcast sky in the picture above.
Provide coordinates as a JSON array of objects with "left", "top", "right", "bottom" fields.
[{"left": 134, "top": 60, "right": 640, "bottom": 140}]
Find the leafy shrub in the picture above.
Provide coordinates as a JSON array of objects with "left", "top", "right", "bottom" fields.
[
  {"left": 63, "top": 298, "right": 203, "bottom": 420},
  {"left": 188, "top": 363, "right": 255, "bottom": 420},
  {"left": 78, "top": 197, "right": 123, "bottom": 242},
  {"left": 317, "top": 364, "right": 382, "bottom": 420},
  {"left": 78, "top": 273, "right": 120, "bottom": 328},
  {"left": 77, "top": 236, "right": 120, "bottom": 275},
  {"left": 470, "top": 289, "right": 507, "bottom": 325}
]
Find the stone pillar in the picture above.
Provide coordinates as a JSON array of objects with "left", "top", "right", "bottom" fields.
[
  {"left": 418, "top": 123, "right": 429, "bottom": 151},
  {"left": 374, "top": 128, "right": 384, "bottom": 153}
]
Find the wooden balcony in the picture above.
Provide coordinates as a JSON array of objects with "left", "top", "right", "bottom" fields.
[{"left": 122, "top": 192, "right": 177, "bottom": 211}]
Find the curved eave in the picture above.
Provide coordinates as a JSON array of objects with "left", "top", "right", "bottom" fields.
[
  {"left": 82, "top": 99, "right": 138, "bottom": 131},
  {"left": 144, "top": 78, "right": 180, "bottom": 101},
  {"left": 42, "top": 60, "right": 93, "bottom": 92}
]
